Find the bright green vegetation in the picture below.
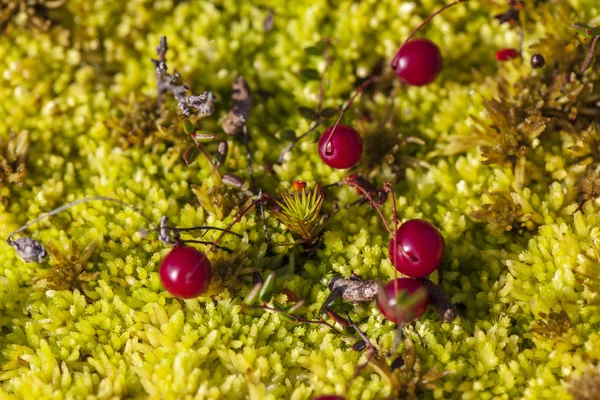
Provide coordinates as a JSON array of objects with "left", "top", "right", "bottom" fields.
[{"left": 1, "top": 0, "right": 600, "bottom": 399}]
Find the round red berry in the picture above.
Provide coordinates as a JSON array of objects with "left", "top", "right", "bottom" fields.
[
  {"left": 388, "top": 219, "right": 445, "bottom": 278},
  {"left": 377, "top": 278, "right": 428, "bottom": 323},
  {"left": 495, "top": 48, "right": 519, "bottom": 61},
  {"left": 391, "top": 39, "right": 443, "bottom": 86},
  {"left": 159, "top": 246, "right": 212, "bottom": 298},
  {"left": 318, "top": 125, "right": 363, "bottom": 169}
]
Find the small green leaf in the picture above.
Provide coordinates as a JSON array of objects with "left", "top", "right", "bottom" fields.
[
  {"left": 275, "top": 129, "right": 296, "bottom": 141},
  {"left": 273, "top": 300, "right": 287, "bottom": 310},
  {"left": 279, "top": 314, "right": 296, "bottom": 322},
  {"left": 183, "top": 146, "right": 200, "bottom": 165},
  {"left": 193, "top": 131, "right": 216, "bottom": 142},
  {"left": 259, "top": 272, "right": 276, "bottom": 302},
  {"left": 304, "top": 46, "right": 322, "bottom": 56},
  {"left": 305, "top": 42, "right": 326, "bottom": 56},
  {"left": 297, "top": 107, "right": 319, "bottom": 120},
  {"left": 183, "top": 119, "right": 194, "bottom": 135},
  {"left": 244, "top": 283, "right": 262, "bottom": 306},
  {"left": 287, "top": 299, "right": 305, "bottom": 314},
  {"left": 299, "top": 68, "right": 320, "bottom": 81},
  {"left": 319, "top": 107, "right": 338, "bottom": 118},
  {"left": 573, "top": 23, "right": 592, "bottom": 36},
  {"left": 588, "top": 26, "right": 600, "bottom": 36}
]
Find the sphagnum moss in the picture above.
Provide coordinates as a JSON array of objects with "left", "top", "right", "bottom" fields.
[{"left": 1, "top": 0, "right": 600, "bottom": 399}]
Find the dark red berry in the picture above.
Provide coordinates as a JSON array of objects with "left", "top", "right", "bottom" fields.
[
  {"left": 159, "top": 246, "right": 212, "bottom": 298},
  {"left": 495, "top": 48, "right": 519, "bottom": 61},
  {"left": 388, "top": 219, "right": 445, "bottom": 278},
  {"left": 377, "top": 278, "right": 428, "bottom": 323},
  {"left": 531, "top": 53, "right": 545, "bottom": 68},
  {"left": 391, "top": 39, "right": 443, "bottom": 86},
  {"left": 314, "top": 396, "right": 345, "bottom": 400},
  {"left": 318, "top": 125, "right": 363, "bottom": 169}
]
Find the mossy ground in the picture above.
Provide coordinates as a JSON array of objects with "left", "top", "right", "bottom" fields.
[{"left": 1, "top": 0, "right": 600, "bottom": 399}]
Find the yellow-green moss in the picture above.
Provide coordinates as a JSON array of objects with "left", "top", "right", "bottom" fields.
[{"left": 1, "top": 0, "right": 600, "bottom": 399}]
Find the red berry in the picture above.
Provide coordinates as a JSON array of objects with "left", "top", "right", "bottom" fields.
[
  {"left": 377, "top": 278, "right": 428, "bottom": 323},
  {"left": 159, "top": 246, "right": 212, "bottom": 298},
  {"left": 388, "top": 219, "right": 445, "bottom": 278},
  {"left": 391, "top": 39, "right": 443, "bottom": 86},
  {"left": 495, "top": 48, "right": 519, "bottom": 61},
  {"left": 318, "top": 125, "right": 363, "bottom": 169}
]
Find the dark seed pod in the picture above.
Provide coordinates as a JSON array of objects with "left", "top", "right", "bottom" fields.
[
  {"left": 222, "top": 174, "right": 244, "bottom": 188},
  {"left": 531, "top": 54, "right": 545, "bottom": 68},
  {"left": 352, "top": 340, "right": 366, "bottom": 352},
  {"left": 213, "top": 141, "right": 228, "bottom": 167},
  {"left": 417, "top": 278, "right": 457, "bottom": 322},
  {"left": 390, "top": 356, "right": 404, "bottom": 371}
]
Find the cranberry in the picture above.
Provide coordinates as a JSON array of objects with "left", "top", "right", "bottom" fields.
[
  {"left": 531, "top": 54, "right": 545, "bottom": 68},
  {"left": 159, "top": 246, "right": 212, "bottom": 298},
  {"left": 388, "top": 219, "right": 445, "bottom": 278},
  {"left": 495, "top": 48, "right": 519, "bottom": 61},
  {"left": 391, "top": 39, "right": 443, "bottom": 86},
  {"left": 318, "top": 125, "right": 363, "bottom": 169},
  {"left": 377, "top": 278, "right": 428, "bottom": 323}
]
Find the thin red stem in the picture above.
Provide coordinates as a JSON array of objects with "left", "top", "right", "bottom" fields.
[
  {"left": 384, "top": 183, "right": 400, "bottom": 289},
  {"left": 324, "top": 76, "right": 377, "bottom": 148},
  {"left": 353, "top": 184, "right": 393, "bottom": 236},
  {"left": 190, "top": 134, "right": 213, "bottom": 165},
  {"left": 213, "top": 199, "right": 260, "bottom": 246},
  {"left": 260, "top": 304, "right": 338, "bottom": 332},
  {"left": 278, "top": 119, "right": 323, "bottom": 164},
  {"left": 402, "top": 0, "right": 469, "bottom": 47},
  {"left": 166, "top": 225, "right": 242, "bottom": 237},
  {"left": 344, "top": 311, "right": 378, "bottom": 390},
  {"left": 181, "top": 240, "right": 233, "bottom": 253}
]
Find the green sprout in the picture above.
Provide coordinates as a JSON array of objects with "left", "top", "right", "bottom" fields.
[{"left": 271, "top": 183, "right": 331, "bottom": 248}]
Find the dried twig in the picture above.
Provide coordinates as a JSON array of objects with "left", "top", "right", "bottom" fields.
[{"left": 150, "top": 36, "right": 214, "bottom": 117}]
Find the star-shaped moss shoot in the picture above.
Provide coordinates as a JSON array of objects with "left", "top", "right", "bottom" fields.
[
  {"left": 39, "top": 240, "right": 99, "bottom": 295},
  {"left": 271, "top": 182, "right": 330, "bottom": 249}
]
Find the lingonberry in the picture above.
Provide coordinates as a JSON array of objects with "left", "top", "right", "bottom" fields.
[
  {"left": 391, "top": 39, "right": 443, "bottom": 86},
  {"left": 159, "top": 246, "right": 212, "bottom": 298},
  {"left": 531, "top": 53, "right": 545, "bottom": 68},
  {"left": 388, "top": 219, "right": 445, "bottom": 278},
  {"left": 495, "top": 48, "right": 519, "bottom": 61},
  {"left": 377, "top": 278, "right": 428, "bottom": 323},
  {"left": 318, "top": 125, "right": 363, "bottom": 169}
]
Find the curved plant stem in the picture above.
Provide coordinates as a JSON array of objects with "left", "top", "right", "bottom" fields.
[
  {"left": 278, "top": 119, "right": 323, "bottom": 164},
  {"left": 7, "top": 196, "right": 153, "bottom": 244}
]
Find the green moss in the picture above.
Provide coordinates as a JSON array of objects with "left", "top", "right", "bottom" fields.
[{"left": 1, "top": 0, "right": 600, "bottom": 399}]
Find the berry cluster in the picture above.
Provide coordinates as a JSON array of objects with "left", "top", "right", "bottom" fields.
[{"left": 376, "top": 219, "right": 445, "bottom": 323}]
